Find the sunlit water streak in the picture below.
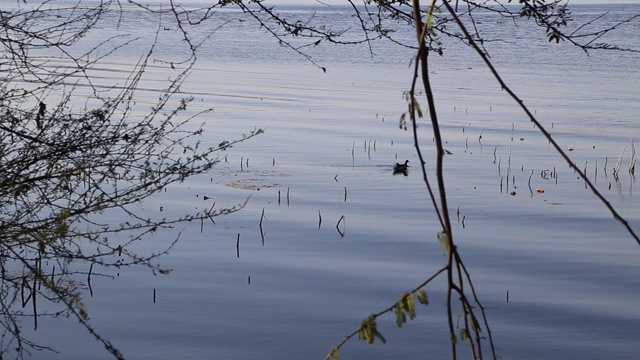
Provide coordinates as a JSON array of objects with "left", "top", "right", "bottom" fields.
[{"left": 5, "top": 2, "right": 639, "bottom": 359}]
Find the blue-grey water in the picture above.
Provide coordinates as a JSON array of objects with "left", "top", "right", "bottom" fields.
[{"left": 3, "top": 1, "right": 639, "bottom": 359}]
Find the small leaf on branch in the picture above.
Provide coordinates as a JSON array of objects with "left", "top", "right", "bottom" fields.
[
  {"left": 327, "top": 347, "right": 339, "bottom": 360},
  {"left": 417, "top": 289, "right": 429, "bottom": 305},
  {"left": 437, "top": 231, "right": 450, "bottom": 255},
  {"left": 358, "top": 315, "right": 385, "bottom": 344}
]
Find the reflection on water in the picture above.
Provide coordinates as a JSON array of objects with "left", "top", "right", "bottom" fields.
[{"left": 4, "top": 2, "right": 640, "bottom": 360}]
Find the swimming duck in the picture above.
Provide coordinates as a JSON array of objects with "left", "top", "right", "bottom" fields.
[{"left": 393, "top": 160, "right": 409, "bottom": 173}]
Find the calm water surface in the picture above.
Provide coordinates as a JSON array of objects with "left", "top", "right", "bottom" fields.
[{"left": 5, "top": 2, "right": 640, "bottom": 359}]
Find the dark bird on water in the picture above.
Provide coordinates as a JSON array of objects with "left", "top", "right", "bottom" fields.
[{"left": 393, "top": 160, "right": 409, "bottom": 175}]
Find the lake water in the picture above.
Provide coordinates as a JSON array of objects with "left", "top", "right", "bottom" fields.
[{"left": 3, "top": 1, "right": 640, "bottom": 359}]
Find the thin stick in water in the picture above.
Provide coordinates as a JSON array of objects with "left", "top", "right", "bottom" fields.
[
  {"left": 236, "top": 233, "right": 240, "bottom": 258},
  {"left": 352, "top": 141, "right": 355, "bottom": 162},
  {"left": 584, "top": 161, "right": 588, "bottom": 188},
  {"left": 630, "top": 140, "right": 636, "bottom": 175},
  {"left": 613, "top": 146, "right": 625, "bottom": 178},
  {"left": 336, "top": 215, "right": 345, "bottom": 237},
  {"left": 260, "top": 208, "right": 265, "bottom": 246}
]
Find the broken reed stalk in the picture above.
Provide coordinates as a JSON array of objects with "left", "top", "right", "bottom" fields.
[
  {"left": 584, "top": 161, "right": 588, "bottom": 188},
  {"left": 236, "top": 233, "right": 240, "bottom": 258},
  {"left": 260, "top": 208, "right": 265, "bottom": 246},
  {"left": 613, "top": 146, "right": 625, "bottom": 178},
  {"left": 336, "top": 215, "right": 345, "bottom": 237},
  {"left": 344, "top": 187, "right": 347, "bottom": 202},
  {"left": 630, "top": 140, "right": 636, "bottom": 175},
  {"left": 352, "top": 141, "right": 355, "bottom": 162},
  {"left": 318, "top": 210, "right": 322, "bottom": 229},
  {"left": 287, "top": 187, "right": 290, "bottom": 206}
]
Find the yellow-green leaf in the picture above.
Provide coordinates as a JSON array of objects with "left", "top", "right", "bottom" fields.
[
  {"left": 438, "top": 231, "right": 450, "bottom": 255},
  {"left": 417, "top": 289, "right": 429, "bottom": 305}
]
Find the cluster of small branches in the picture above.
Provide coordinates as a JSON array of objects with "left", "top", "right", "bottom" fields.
[{"left": 1, "top": 1, "right": 261, "bottom": 358}]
